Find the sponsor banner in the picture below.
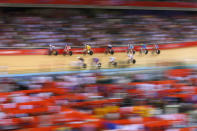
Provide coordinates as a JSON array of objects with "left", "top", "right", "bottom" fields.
[
  {"left": 159, "top": 41, "right": 197, "bottom": 49},
  {"left": 0, "top": 41, "right": 197, "bottom": 55},
  {"left": 0, "top": 0, "right": 197, "bottom": 9},
  {"left": 123, "top": 1, "right": 197, "bottom": 8},
  {"left": 0, "top": 49, "right": 47, "bottom": 55},
  {"left": 0, "top": 0, "right": 92, "bottom": 5}
]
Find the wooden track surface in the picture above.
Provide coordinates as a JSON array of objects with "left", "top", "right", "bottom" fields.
[{"left": 0, "top": 47, "right": 197, "bottom": 74}]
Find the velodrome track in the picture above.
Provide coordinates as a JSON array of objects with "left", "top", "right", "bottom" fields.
[{"left": 0, "top": 46, "right": 197, "bottom": 74}]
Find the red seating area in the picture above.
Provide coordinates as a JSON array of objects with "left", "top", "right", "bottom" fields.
[{"left": 0, "top": 68, "right": 196, "bottom": 130}]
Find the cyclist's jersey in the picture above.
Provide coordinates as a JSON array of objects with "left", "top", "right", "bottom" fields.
[
  {"left": 86, "top": 45, "right": 91, "bottom": 50},
  {"left": 154, "top": 44, "right": 159, "bottom": 49},
  {"left": 49, "top": 45, "right": 55, "bottom": 51},
  {"left": 128, "top": 44, "right": 134, "bottom": 49},
  {"left": 64, "top": 46, "right": 71, "bottom": 50},
  {"left": 110, "top": 57, "right": 115, "bottom": 62},
  {"left": 107, "top": 44, "right": 112, "bottom": 49},
  {"left": 93, "top": 58, "right": 99, "bottom": 63},
  {"left": 128, "top": 54, "right": 134, "bottom": 59},
  {"left": 142, "top": 45, "right": 147, "bottom": 49}
]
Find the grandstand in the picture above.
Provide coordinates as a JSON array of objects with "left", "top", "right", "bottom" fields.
[
  {"left": 0, "top": 67, "right": 197, "bottom": 130},
  {"left": 0, "top": 8, "right": 197, "bottom": 47}
]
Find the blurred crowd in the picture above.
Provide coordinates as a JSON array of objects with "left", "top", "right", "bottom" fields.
[
  {"left": 0, "top": 8, "right": 197, "bottom": 47},
  {"left": 0, "top": 67, "right": 197, "bottom": 130}
]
